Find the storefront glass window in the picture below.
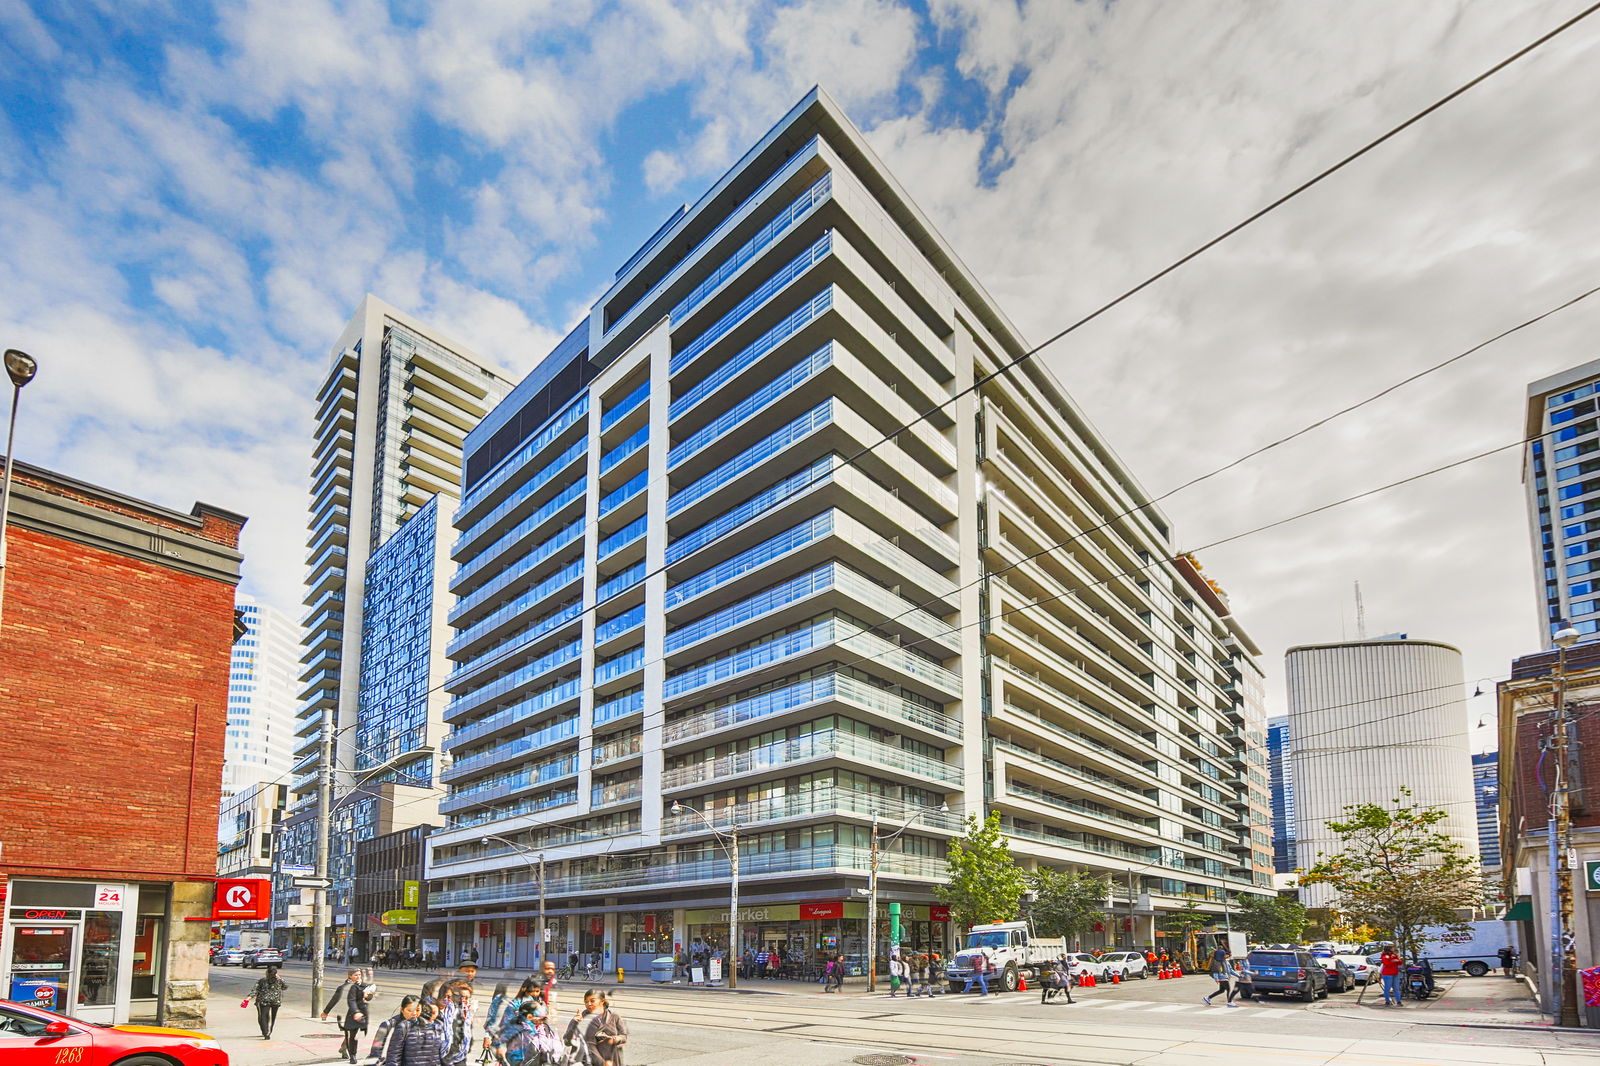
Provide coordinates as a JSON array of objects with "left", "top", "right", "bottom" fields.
[{"left": 80, "top": 911, "right": 122, "bottom": 1007}]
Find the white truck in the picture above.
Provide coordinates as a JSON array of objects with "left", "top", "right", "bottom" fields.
[
  {"left": 1414, "top": 920, "right": 1511, "bottom": 977},
  {"left": 944, "top": 920, "right": 1067, "bottom": 993},
  {"left": 223, "top": 929, "right": 270, "bottom": 953}
]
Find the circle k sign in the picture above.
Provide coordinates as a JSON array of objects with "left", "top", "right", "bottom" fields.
[{"left": 212, "top": 879, "right": 271, "bottom": 920}]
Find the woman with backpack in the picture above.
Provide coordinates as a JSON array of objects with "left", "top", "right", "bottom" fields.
[
  {"left": 382, "top": 997, "right": 448, "bottom": 1066},
  {"left": 243, "top": 964, "right": 287, "bottom": 1039},
  {"left": 564, "top": 988, "right": 629, "bottom": 1066}
]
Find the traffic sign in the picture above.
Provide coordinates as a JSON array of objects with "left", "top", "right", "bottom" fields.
[
  {"left": 281, "top": 864, "right": 315, "bottom": 875},
  {"left": 294, "top": 877, "right": 332, "bottom": 890}
]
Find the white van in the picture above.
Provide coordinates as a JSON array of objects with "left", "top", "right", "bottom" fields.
[{"left": 1415, "top": 920, "right": 1510, "bottom": 976}]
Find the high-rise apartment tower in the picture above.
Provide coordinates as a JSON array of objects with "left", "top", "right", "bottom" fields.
[
  {"left": 277, "top": 297, "right": 513, "bottom": 954},
  {"left": 425, "top": 89, "right": 1275, "bottom": 971},
  {"left": 220, "top": 596, "right": 299, "bottom": 801},
  {"left": 1525, "top": 358, "right": 1600, "bottom": 647}
]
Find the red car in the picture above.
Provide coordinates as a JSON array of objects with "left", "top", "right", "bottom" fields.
[{"left": 0, "top": 999, "right": 227, "bottom": 1065}]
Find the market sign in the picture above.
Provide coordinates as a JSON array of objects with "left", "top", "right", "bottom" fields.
[{"left": 381, "top": 909, "right": 417, "bottom": 926}]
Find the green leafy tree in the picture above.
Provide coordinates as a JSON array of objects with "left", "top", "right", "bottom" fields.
[
  {"left": 936, "top": 812, "right": 1027, "bottom": 930},
  {"left": 1029, "top": 867, "right": 1111, "bottom": 941},
  {"left": 1233, "top": 894, "right": 1307, "bottom": 944},
  {"left": 1297, "top": 789, "right": 1479, "bottom": 959}
]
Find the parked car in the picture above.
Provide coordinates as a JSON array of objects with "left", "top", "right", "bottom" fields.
[
  {"left": 244, "top": 947, "right": 285, "bottom": 968},
  {"left": 214, "top": 948, "right": 248, "bottom": 966},
  {"left": 1098, "top": 951, "right": 1150, "bottom": 980},
  {"left": 1331, "top": 954, "right": 1373, "bottom": 985},
  {"left": 1317, "top": 956, "right": 1357, "bottom": 993},
  {"left": 1067, "top": 953, "right": 1113, "bottom": 982},
  {"left": 0, "top": 998, "right": 227, "bottom": 1065},
  {"left": 1245, "top": 949, "right": 1328, "bottom": 1001}
]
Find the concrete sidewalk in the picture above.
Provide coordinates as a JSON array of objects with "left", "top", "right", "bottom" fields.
[
  {"left": 194, "top": 989, "right": 350, "bottom": 1066},
  {"left": 1319, "top": 972, "right": 1560, "bottom": 1030}
]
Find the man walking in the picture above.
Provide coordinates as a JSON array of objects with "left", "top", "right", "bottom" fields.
[
  {"left": 1201, "top": 945, "right": 1238, "bottom": 1007},
  {"left": 1497, "top": 944, "right": 1517, "bottom": 977},
  {"left": 962, "top": 952, "right": 992, "bottom": 995}
]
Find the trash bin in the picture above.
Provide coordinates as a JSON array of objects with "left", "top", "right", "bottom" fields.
[{"left": 651, "top": 957, "right": 675, "bottom": 983}]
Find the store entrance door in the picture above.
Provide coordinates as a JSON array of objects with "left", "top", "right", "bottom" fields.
[{"left": 7, "top": 923, "right": 78, "bottom": 1017}]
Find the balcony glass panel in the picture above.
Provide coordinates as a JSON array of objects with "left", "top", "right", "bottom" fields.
[
  {"left": 669, "top": 344, "right": 833, "bottom": 470},
  {"left": 600, "top": 426, "right": 648, "bottom": 473},
  {"left": 595, "top": 645, "right": 645, "bottom": 684},
  {"left": 591, "top": 779, "right": 642, "bottom": 808},
  {"left": 665, "top": 457, "right": 833, "bottom": 565},
  {"left": 445, "top": 788, "right": 578, "bottom": 831},
  {"left": 667, "top": 512, "right": 833, "bottom": 608},
  {"left": 448, "top": 561, "right": 584, "bottom": 657},
  {"left": 597, "top": 516, "right": 647, "bottom": 560},
  {"left": 443, "top": 678, "right": 582, "bottom": 749},
  {"left": 462, "top": 395, "right": 587, "bottom": 515},
  {"left": 596, "top": 604, "right": 646, "bottom": 644},
  {"left": 455, "top": 479, "right": 587, "bottom": 588},
  {"left": 663, "top": 670, "right": 960, "bottom": 745},
  {"left": 597, "top": 562, "right": 647, "bottom": 603},
  {"left": 671, "top": 232, "right": 833, "bottom": 377},
  {"left": 455, "top": 437, "right": 586, "bottom": 556},
  {"left": 451, "top": 518, "right": 585, "bottom": 620},
  {"left": 446, "top": 640, "right": 582, "bottom": 720},
  {"left": 668, "top": 401, "right": 832, "bottom": 517},
  {"left": 594, "top": 689, "right": 644, "bottom": 726},
  {"left": 661, "top": 727, "right": 959, "bottom": 790},
  {"left": 598, "top": 470, "right": 647, "bottom": 516},
  {"left": 443, "top": 715, "right": 580, "bottom": 780},
  {"left": 670, "top": 289, "right": 835, "bottom": 422},
  {"left": 448, "top": 599, "right": 584, "bottom": 689},
  {"left": 600, "top": 381, "right": 650, "bottom": 431}
]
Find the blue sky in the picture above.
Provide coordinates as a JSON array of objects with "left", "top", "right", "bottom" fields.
[{"left": 4, "top": 1, "right": 1600, "bottom": 732}]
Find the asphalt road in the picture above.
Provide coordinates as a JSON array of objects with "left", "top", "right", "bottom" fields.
[{"left": 207, "top": 961, "right": 1599, "bottom": 1066}]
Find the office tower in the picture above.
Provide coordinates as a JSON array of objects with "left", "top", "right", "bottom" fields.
[
  {"left": 1286, "top": 637, "right": 1478, "bottom": 908},
  {"left": 275, "top": 297, "right": 513, "bottom": 956},
  {"left": 425, "top": 89, "right": 1275, "bottom": 971},
  {"left": 1471, "top": 750, "right": 1500, "bottom": 869},
  {"left": 1267, "top": 716, "right": 1296, "bottom": 874},
  {"left": 219, "top": 596, "right": 299, "bottom": 802},
  {"left": 1525, "top": 358, "right": 1600, "bottom": 647}
]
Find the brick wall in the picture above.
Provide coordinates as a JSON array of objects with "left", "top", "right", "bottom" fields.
[
  {"left": 0, "top": 525, "right": 238, "bottom": 881},
  {"left": 1509, "top": 702, "right": 1600, "bottom": 834}
]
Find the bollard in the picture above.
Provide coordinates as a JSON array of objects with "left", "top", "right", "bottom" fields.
[{"left": 617, "top": 967, "right": 624, "bottom": 984}]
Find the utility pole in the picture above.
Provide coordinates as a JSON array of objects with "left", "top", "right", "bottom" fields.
[
  {"left": 537, "top": 853, "right": 546, "bottom": 966},
  {"left": 728, "top": 824, "right": 740, "bottom": 990},
  {"left": 868, "top": 815, "right": 880, "bottom": 992},
  {"left": 1550, "top": 625, "right": 1580, "bottom": 1026},
  {"left": 310, "top": 702, "right": 334, "bottom": 1014}
]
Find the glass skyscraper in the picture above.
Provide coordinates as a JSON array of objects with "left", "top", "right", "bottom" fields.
[
  {"left": 426, "top": 89, "right": 1275, "bottom": 971},
  {"left": 1267, "top": 716, "right": 1296, "bottom": 874},
  {"left": 1472, "top": 750, "right": 1500, "bottom": 868},
  {"left": 1526, "top": 357, "right": 1600, "bottom": 645}
]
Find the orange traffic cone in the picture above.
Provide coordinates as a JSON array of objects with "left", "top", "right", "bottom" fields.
[
  {"left": 1112, "top": 970, "right": 1121, "bottom": 984},
  {"left": 1019, "top": 972, "right": 1028, "bottom": 992}
]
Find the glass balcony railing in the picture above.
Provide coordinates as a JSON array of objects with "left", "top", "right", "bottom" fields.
[
  {"left": 670, "top": 232, "right": 833, "bottom": 377},
  {"left": 427, "top": 842, "right": 944, "bottom": 908},
  {"left": 600, "top": 425, "right": 649, "bottom": 473},
  {"left": 667, "top": 512, "right": 833, "bottom": 608},
  {"left": 442, "top": 716, "right": 580, "bottom": 781},
  {"left": 592, "top": 731, "right": 644, "bottom": 768},
  {"left": 596, "top": 604, "right": 646, "bottom": 644},
  {"left": 661, "top": 783, "right": 963, "bottom": 837},
  {"left": 443, "top": 678, "right": 582, "bottom": 748},
  {"left": 668, "top": 344, "right": 833, "bottom": 470},
  {"left": 594, "top": 645, "right": 644, "bottom": 685},
  {"left": 597, "top": 516, "right": 647, "bottom": 561},
  {"left": 439, "top": 755, "right": 579, "bottom": 813},
  {"left": 445, "top": 788, "right": 578, "bottom": 831},
  {"left": 454, "top": 479, "right": 586, "bottom": 589},
  {"left": 669, "top": 289, "right": 835, "bottom": 422},
  {"left": 591, "top": 778, "right": 643, "bottom": 808},
  {"left": 448, "top": 600, "right": 584, "bottom": 690},
  {"left": 670, "top": 173, "right": 833, "bottom": 324},
  {"left": 446, "top": 640, "right": 582, "bottom": 720},
  {"left": 447, "top": 563, "right": 584, "bottom": 658},
  {"left": 454, "top": 438, "right": 586, "bottom": 557},
  {"left": 668, "top": 402, "right": 833, "bottom": 518},
  {"left": 598, "top": 470, "right": 648, "bottom": 517},
  {"left": 462, "top": 395, "right": 587, "bottom": 516},
  {"left": 594, "top": 689, "right": 644, "bottom": 726},
  {"left": 665, "top": 615, "right": 960, "bottom": 702},
  {"left": 600, "top": 380, "right": 650, "bottom": 431},
  {"left": 450, "top": 518, "right": 584, "bottom": 621},
  {"left": 596, "top": 562, "right": 646, "bottom": 603},
  {"left": 1006, "top": 778, "right": 1157, "bottom": 834},
  {"left": 662, "top": 727, "right": 959, "bottom": 790},
  {"left": 663, "top": 670, "right": 960, "bottom": 745},
  {"left": 665, "top": 457, "right": 833, "bottom": 565}
]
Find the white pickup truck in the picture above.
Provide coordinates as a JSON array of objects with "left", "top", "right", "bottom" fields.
[{"left": 944, "top": 920, "right": 1067, "bottom": 993}]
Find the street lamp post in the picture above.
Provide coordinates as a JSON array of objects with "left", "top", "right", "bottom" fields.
[
  {"left": 1550, "top": 624, "right": 1581, "bottom": 1026},
  {"left": 670, "top": 802, "right": 739, "bottom": 988},
  {"left": 865, "top": 803, "right": 948, "bottom": 993},
  {"left": 483, "top": 835, "right": 545, "bottom": 966},
  {"left": 0, "top": 348, "right": 39, "bottom": 631}
]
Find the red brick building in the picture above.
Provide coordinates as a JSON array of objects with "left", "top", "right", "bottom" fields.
[{"left": 0, "top": 461, "right": 246, "bottom": 1025}]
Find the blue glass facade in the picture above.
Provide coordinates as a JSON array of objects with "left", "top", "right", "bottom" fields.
[
  {"left": 1268, "top": 716, "right": 1296, "bottom": 873},
  {"left": 1472, "top": 750, "right": 1500, "bottom": 867},
  {"left": 357, "top": 496, "right": 440, "bottom": 778}
]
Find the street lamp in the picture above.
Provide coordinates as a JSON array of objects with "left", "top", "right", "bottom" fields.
[
  {"left": 482, "top": 835, "right": 545, "bottom": 968},
  {"left": 1550, "top": 623, "right": 1580, "bottom": 1027},
  {"left": 865, "top": 802, "right": 948, "bottom": 992},
  {"left": 670, "top": 801, "right": 739, "bottom": 988},
  {"left": 0, "top": 348, "right": 39, "bottom": 631},
  {"left": 311, "top": 744, "right": 434, "bottom": 1012}
]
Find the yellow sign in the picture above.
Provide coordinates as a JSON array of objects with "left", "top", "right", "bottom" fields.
[
  {"left": 403, "top": 881, "right": 420, "bottom": 908},
  {"left": 381, "top": 909, "right": 417, "bottom": 926}
]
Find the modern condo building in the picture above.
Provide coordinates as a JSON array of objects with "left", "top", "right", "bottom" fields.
[
  {"left": 1526, "top": 357, "right": 1600, "bottom": 646},
  {"left": 275, "top": 297, "right": 513, "bottom": 954},
  {"left": 426, "top": 89, "right": 1275, "bottom": 972}
]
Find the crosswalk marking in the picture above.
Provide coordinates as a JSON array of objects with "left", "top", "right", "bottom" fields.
[{"left": 1097, "top": 1000, "right": 1156, "bottom": 1010}]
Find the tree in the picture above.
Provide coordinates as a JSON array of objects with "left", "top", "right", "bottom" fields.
[
  {"left": 1161, "top": 897, "right": 1214, "bottom": 962},
  {"left": 1029, "top": 867, "right": 1111, "bottom": 942},
  {"left": 1233, "top": 894, "right": 1306, "bottom": 944},
  {"left": 1297, "top": 789, "right": 1479, "bottom": 959},
  {"left": 936, "top": 812, "right": 1028, "bottom": 930}
]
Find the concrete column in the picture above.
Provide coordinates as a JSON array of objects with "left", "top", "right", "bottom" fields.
[{"left": 163, "top": 880, "right": 212, "bottom": 1027}]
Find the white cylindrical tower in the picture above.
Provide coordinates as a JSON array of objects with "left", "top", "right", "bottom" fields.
[{"left": 1286, "top": 638, "right": 1477, "bottom": 909}]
